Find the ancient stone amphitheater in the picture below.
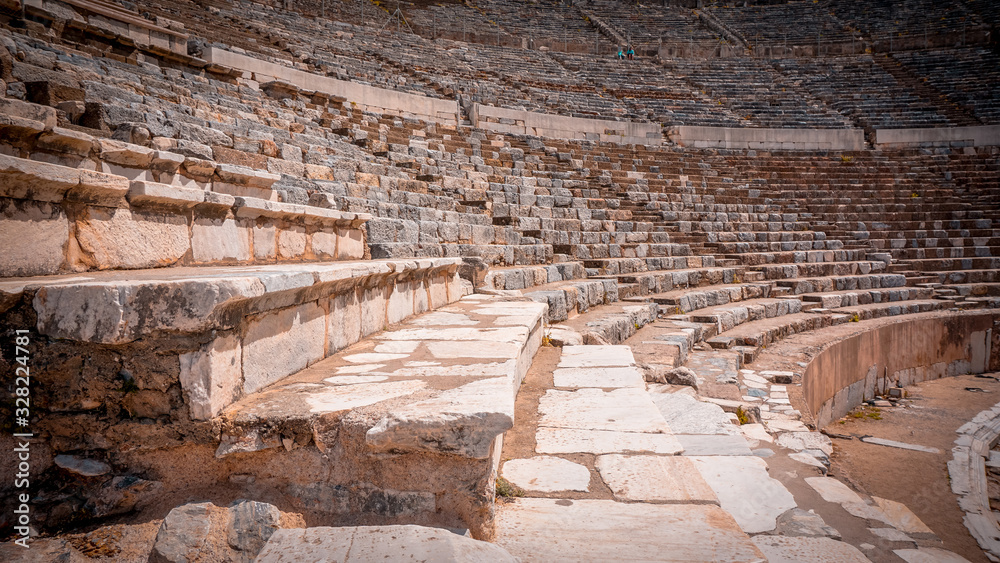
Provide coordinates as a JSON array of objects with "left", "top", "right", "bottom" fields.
[{"left": 0, "top": 0, "right": 998, "bottom": 560}]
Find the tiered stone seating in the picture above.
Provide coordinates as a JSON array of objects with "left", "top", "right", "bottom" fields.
[
  {"left": 827, "top": 0, "right": 995, "bottom": 50},
  {"left": 660, "top": 58, "right": 854, "bottom": 129},
  {"left": 776, "top": 55, "right": 956, "bottom": 130},
  {"left": 708, "top": 1, "right": 856, "bottom": 55},
  {"left": 2, "top": 0, "right": 1000, "bottom": 555},
  {"left": 584, "top": 0, "right": 722, "bottom": 56},
  {"left": 468, "top": 0, "right": 599, "bottom": 53},
  {"left": 891, "top": 47, "right": 1000, "bottom": 124}
]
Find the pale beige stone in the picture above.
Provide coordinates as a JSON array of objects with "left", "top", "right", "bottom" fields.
[
  {"left": 191, "top": 217, "right": 251, "bottom": 263},
  {"left": 310, "top": 229, "right": 338, "bottom": 259},
  {"left": 252, "top": 222, "right": 276, "bottom": 260},
  {"left": 535, "top": 427, "right": 684, "bottom": 455},
  {"left": 179, "top": 333, "right": 242, "bottom": 420},
  {"left": 276, "top": 225, "right": 306, "bottom": 259},
  {"left": 386, "top": 281, "right": 415, "bottom": 324},
  {"left": 0, "top": 199, "right": 68, "bottom": 276},
  {"left": 75, "top": 207, "right": 189, "bottom": 269},
  {"left": 752, "top": 536, "right": 872, "bottom": 563},
  {"left": 243, "top": 302, "right": 326, "bottom": 394},
  {"left": 360, "top": 285, "right": 388, "bottom": 337},
  {"left": 328, "top": 290, "right": 362, "bottom": 353},
  {"left": 596, "top": 454, "right": 718, "bottom": 504},
  {"left": 257, "top": 525, "right": 517, "bottom": 563},
  {"left": 337, "top": 226, "right": 365, "bottom": 259},
  {"left": 495, "top": 498, "right": 764, "bottom": 562},
  {"left": 503, "top": 456, "right": 591, "bottom": 493}
]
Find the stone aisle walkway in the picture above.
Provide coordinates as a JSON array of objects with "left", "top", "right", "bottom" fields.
[{"left": 494, "top": 342, "right": 975, "bottom": 562}]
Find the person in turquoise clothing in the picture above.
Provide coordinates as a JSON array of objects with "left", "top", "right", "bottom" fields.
[{"left": 627, "top": 45, "right": 635, "bottom": 60}]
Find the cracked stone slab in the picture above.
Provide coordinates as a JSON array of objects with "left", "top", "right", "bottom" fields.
[
  {"left": 652, "top": 392, "right": 741, "bottom": 435},
  {"left": 677, "top": 434, "right": 753, "bottom": 456},
  {"left": 538, "top": 388, "right": 670, "bottom": 434},
  {"left": 495, "top": 498, "right": 766, "bottom": 562},
  {"left": 868, "top": 528, "right": 914, "bottom": 543},
  {"left": 256, "top": 525, "right": 517, "bottom": 562},
  {"left": 595, "top": 454, "right": 717, "bottom": 504},
  {"left": 502, "top": 456, "right": 591, "bottom": 493},
  {"left": 751, "top": 536, "right": 872, "bottom": 563},
  {"left": 689, "top": 456, "right": 797, "bottom": 534},
  {"left": 557, "top": 345, "right": 636, "bottom": 368},
  {"left": 860, "top": 437, "right": 941, "bottom": 454},
  {"left": 534, "top": 427, "right": 683, "bottom": 455},
  {"left": 552, "top": 367, "right": 645, "bottom": 389},
  {"left": 893, "top": 548, "right": 971, "bottom": 563}
]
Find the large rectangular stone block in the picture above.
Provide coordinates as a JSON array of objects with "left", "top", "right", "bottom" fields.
[
  {"left": 191, "top": 217, "right": 251, "bottom": 263},
  {"left": 243, "top": 303, "right": 326, "bottom": 394},
  {"left": 179, "top": 333, "right": 242, "bottom": 420}
]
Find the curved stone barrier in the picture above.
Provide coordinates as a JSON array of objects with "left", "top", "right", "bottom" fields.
[
  {"left": 949, "top": 401, "right": 1000, "bottom": 561},
  {"left": 803, "top": 311, "right": 999, "bottom": 428}
]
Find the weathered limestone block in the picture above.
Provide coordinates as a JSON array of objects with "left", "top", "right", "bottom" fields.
[
  {"left": 366, "top": 377, "right": 514, "bottom": 458},
  {"left": 0, "top": 198, "right": 68, "bottom": 276},
  {"left": 310, "top": 229, "right": 338, "bottom": 259},
  {"left": 256, "top": 525, "right": 516, "bottom": 562},
  {"left": 33, "top": 277, "right": 262, "bottom": 344},
  {"left": 74, "top": 207, "right": 190, "bottom": 270},
  {"left": 327, "top": 290, "right": 362, "bottom": 354},
  {"left": 127, "top": 180, "right": 204, "bottom": 208},
  {"left": 386, "top": 281, "right": 416, "bottom": 325},
  {"left": 191, "top": 217, "right": 251, "bottom": 263},
  {"left": 242, "top": 302, "right": 326, "bottom": 394},
  {"left": 0, "top": 152, "right": 79, "bottom": 201},
  {"left": 252, "top": 222, "right": 277, "bottom": 260},
  {"left": 337, "top": 226, "right": 365, "bottom": 260},
  {"left": 360, "top": 285, "right": 389, "bottom": 337},
  {"left": 179, "top": 333, "right": 242, "bottom": 420},
  {"left": 277, "top": 225, "right": 307, "bottom": 259}
]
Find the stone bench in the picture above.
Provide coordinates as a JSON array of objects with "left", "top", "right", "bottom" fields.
[{"left": 0, "top": 154, "right": 372, "bottom": 276}]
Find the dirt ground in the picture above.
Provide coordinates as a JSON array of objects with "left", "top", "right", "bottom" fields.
[{"left": 828, "top": 372, "right": 1000, "bottom": 563}]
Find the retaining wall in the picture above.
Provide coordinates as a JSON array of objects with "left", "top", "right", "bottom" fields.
[
  {"left": 203, "top": 47, "right": 459, "bottom": 125},
  {"left": 875, "top": 125, "right": 1000, "bottom": 148},
  {"left": 806, "top": 312, "right": 1000, "bottom": 428},
  {"left": 472, "top": 104, "right": 663, "bottom": 145},
  {"left": 670, "top": 125, "right": 866, "bottom": 151}
]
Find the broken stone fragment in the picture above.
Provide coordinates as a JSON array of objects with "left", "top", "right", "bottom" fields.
[{"left": 53, "top": 455, "right": 111, "bottom": 477}]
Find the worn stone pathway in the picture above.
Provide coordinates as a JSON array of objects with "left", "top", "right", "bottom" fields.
[{"left": 494, "top": 337, "right": 975, "bottom": 562}]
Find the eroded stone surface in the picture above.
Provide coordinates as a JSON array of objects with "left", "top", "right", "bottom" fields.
[
  {"left": 538, "top": 388, "right": 670, "bottom": 434},
  {"left": 256, "top": 525, "right": 517, "bottom": 562},
  {"left": 551, "top": 367, "right": 645, "bottom": 389},
  {"left": 689, "top": 455, "right": 797, "bottom": 533},
  {"left": 653, "top": 392, "right": 741, "bottom": 435},
  {"left": 534, "top": 427, "right": 683, "bottom": 455},
  {"left": 595, "top": 454, "right": 717, "bottom": 504},
  {"left": 751, "top": 536, "right": 872, "bottom": 563},
  {"left": 495, "top": 498, "right": 765, "bottom": 562},
  {"left": 502, "top": 456, "right": 591, "bottom": 493}
]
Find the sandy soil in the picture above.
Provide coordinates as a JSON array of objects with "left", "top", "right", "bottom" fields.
[{"left": 828, "top": 372, "right": 1000, "bottom": 563}]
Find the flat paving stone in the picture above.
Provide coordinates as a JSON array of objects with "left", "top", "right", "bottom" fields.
[
  {"left": 740, "top": 423, "right": 774, "bottom": 443},
  {"left": 751, "top": 536, "right": 872, "bottom": 563},
  {"left": 805, "top": 477, "right": 866, "bottom": 505},
  {"left": 535, "top": 427, "right": 683, "bottom": 455},
  {"left": 868, "top": 528, "right": 914, "bottom": 543},
  {"left": 595, "top": 454, "right": 718, "bottom": 504},
  {"left": 538, "top": 388, "right": 670, "bottom": 434},
  {"left": 552, "top": 367, "right": 645, "bottom": 389},
  {"left": 256, "top": 525, "right": 516, "bottom": 562},
  {"left": 871, "top": 497, "right": 934, "bottom": 534},
  {"left": 860, "top": 437, "right": 941, "bottom": 454},
  {"left": 652, "top": 392, "right": 741, "bottom": 435},
  {"left": 764, "top": 419, "right": 810, "bottom": 433},
  {"left": 495, "top": 498, "right": 766, "bottom": 562},
  {"left": 677, "top": 434, "right": 753, "bottom": 456},
  {"left": 558, "top": 345, "right": 635, "bottom": 368},
  {"left": 502, "top": 456, "right": 591, "bottom": 493},
  {"left": 689, "top": 456, "right": 797, "bottom": 533},
  {"left": 893, "top": 548, "right": 971, "bottom": 563}
]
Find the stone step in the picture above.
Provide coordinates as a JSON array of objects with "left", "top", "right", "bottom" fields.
[
  {"left": 639, "top": 283, "right": 776, "bottom": 314},
  {"left": 216, "top": 294, "right": 547, "bottom": 537},
  {"left": 583, "top": 255, "right": 717, "bottom": 276},
  {"left": 750, "top": 260, "right": 888, "bottom": 281},
  {"left": 799, "top": 287, "right": 934, "bottom": 308},
  {"left": 481, "top": 262, "right": 586, "bottom": 291},
  {"left": 524, "top": 278, "right": 620, "bottom": 322},
  {"left": 775, "top": 273, "right": 907, "bottom": 295},
  {"left": 549, "top": 301, "right": 659, "bottom": 345}
]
